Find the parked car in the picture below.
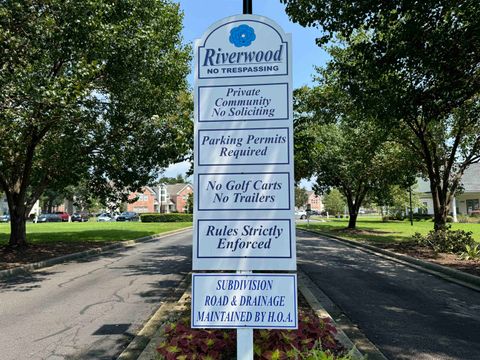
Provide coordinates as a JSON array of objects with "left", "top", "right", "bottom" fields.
[
  {"left": 55, "top": 211, "right": 70, "bottom": 222},
  {"left": 0, "top": 214, "right": 10, "bottom": 223},
  {"left": 116, "top": 211, "right": 139, "bottom": 222},
  {"left": 71, "top": 212, "right": 89, "bottom": 222},
  {"left": 97, "top": 213, "right": 113, "bottom": 222},
  {"left": 37, "top": 213, "right": 62, "bottom": 223},
  {"left": 295, "top": 210, "right": 307, "bottom": 220},
  {"left": 309, "top": 209, "right": 321, "bottom": 216}
]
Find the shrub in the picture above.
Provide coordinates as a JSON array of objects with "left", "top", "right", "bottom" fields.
[
  {"left": 412, "top": 213, "right": 433, "bottom": 221},
  {"left": 391, "top": 212, "right": 405, "bottom": 221},
  {"left": 140, "top": 213, "right": 193, "bottom": 223},
  {"left": 446, "top": 216, "right": 454, "bottom": 223},
  {"left": 460, "top": 244, "right": 480, "bottom": 261},
  {"left": 382, "top": 216, "right": 390, "bottom": 222},
  {"left": 457, "top": 215, "right": 471, "bottom": 223},
  {"left": 412, "top": 228, "right": 475, "bottom": 254}
]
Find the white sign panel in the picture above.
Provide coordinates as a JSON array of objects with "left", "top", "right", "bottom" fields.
[
  {"left": 192, "top": 274, "right": 297, "bottom": 329},
  {"left": 198, "top": 83, "right": 289, "bottom": 122},
  {"left": 197, "top": 172, "right": 291, "bottom": 211},
  {"left": 198, "top": 127, "right": 290, "bottom": 166},
  {"left": 193, "top": 14, "right": 295, "bottom": 271},
  {"left": 196, "top": 218, "right": 293, "bottom": 256},
  {"left": 197, "top": 19, "right": 288, "bottom": 79}
]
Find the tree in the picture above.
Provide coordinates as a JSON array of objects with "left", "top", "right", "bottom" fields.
[
  {"left": 322, "top": 189, "right": 345, "bottom": 216},
  {"left": 295, "top": 186, "right": 309, "bottom": 209},
  {"left": 294, "top": 84, "right": 417, "bottom": 229},
  {"left": 375, "top": 185, "right": 423, "bottom": 219},
  {"left": 0, "top": 0, "right": 191, "bottom": 247},
  {"left": 186, "top": 192, "right": 194, "bottom": 214},
  {"left": 158, "top": 174, "right": 187, "bottom": 185},
  {"left": 282, "top": 0, "right": 480, "bottom": 230}
]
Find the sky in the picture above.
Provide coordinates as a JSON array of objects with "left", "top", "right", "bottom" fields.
[{"left": 163, "top": 0, "right": 329, "bottom": 187}]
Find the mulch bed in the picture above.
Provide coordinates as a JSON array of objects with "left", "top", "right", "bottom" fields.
[
  {"left": 325, "top": 228, "right": 480, "bottom": 277},
  {"left": 374, "top": 242, "right": 480, "bottom": 277},
  {"left": 0, "top": 242, "right": 113, "bottom": 271}
]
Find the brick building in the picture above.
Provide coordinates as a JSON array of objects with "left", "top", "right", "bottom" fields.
[
  {"left": 306, "top": 191, "right": 324, "bottom": 212},
  {"left": 127, "top": 187, "right": 158, "bottom": 213},
  {"left": 127, "top": 183, "right": 193, "bottom": 213}
]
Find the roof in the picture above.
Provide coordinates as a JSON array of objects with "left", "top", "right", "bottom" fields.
[
  {"left": 416, "top": 163, "right": 480, "bottom": 193},
  {"left": 165, "top": 183, "right": 192, "bottom": 195},
  {"left": 306, "top": 190, "right": 321, "bottom": 198}
]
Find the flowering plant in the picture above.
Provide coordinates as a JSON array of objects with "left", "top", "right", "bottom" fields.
[
  {"left": 229, "top": 24, "right": 256, "bottom": 47},
  {"left": 157, "top": 309, "right": 346, "bottom": 359}
]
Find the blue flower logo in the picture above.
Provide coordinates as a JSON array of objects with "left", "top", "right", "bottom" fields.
[{"left": 229, "top": 24, "right": 256, "bottom": 47}]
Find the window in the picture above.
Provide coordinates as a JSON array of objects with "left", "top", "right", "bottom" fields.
[{"left": 466, "top": 199, "right": 479, "bottom": 214}]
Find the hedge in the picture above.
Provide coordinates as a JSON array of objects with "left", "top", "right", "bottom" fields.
[{"left": 140, "top": 213, "right": 193, "bottom": 223}]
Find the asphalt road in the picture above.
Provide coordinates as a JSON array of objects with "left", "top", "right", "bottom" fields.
[
  {"left": 297, "top": 230, "right": 480, "bottom": 360},
  {"left": 0, "top": 229, "right": 192, "bottom": 360}
]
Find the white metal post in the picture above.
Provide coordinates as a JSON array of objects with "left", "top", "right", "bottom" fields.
[
  {"left": 237, "top": 270, "right": 253, "bottom": 360},
  {"left": 237, "top": 328, "right": 254, "bottom": 360}
]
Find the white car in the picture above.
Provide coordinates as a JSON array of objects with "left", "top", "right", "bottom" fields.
[
  {"left": 97, "top": 213, "right": 113, "bottom": 222},
  {"left": 295, "top": 210, "right": 307, "bottom": 220}
]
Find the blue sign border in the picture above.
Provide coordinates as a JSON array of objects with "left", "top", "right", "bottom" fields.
[
  {"left": 196, "top": 218, "right": 293, "bottom": 259},
  {"left": 191, "top": 273, "right": 298, "bottom": 329},
  {"left": 197, "top": 83, "right": 289, "bottom": 122},
  {"left": 197, "top": 171, "right": 292, "bottom": 211},
  {"left": 197, "top": 19, "right": 289, "bottom": 79},
  {"left": 197, "top": 127, "right": 290, "bottom": 166}
]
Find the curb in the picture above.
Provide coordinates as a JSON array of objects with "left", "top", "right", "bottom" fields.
[
  {"left": 298, "top": 269, "right": 387, "bottom": 360},
  {"left": 0, "top": 227, "right": 193, "bottom": 280},
  {"left": 298, "top": 228, "right": 480, "bottom": 292},
  {"left": 117, "top": 274, "right": 192, "bottom": 360}
]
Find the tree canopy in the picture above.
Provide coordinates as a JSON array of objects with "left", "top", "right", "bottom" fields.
[
  {"left": 294, "top": 78, "right": 417, "bottom": 229},
  {"left": 282, "top": 0, "right": 480, "bottom": 230},
  {"left": 0, "top": 0, "right": 192, "bottom": 246}
]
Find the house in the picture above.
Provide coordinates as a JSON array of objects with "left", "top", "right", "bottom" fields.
[
  {"left": 165, "top": 183, "right": 193, "bottom": 213},
  {"left": 126, "top": 183, "right": 193, "bottom": 214},
  {"left": 306, "top": 191, "right": 324, "bottom": 212},
  {"left": 416, "top": 163, "right": 480, "bottom": 216},
  {"left": 127, "top": 187, "right": 158, "bottom": 213}
]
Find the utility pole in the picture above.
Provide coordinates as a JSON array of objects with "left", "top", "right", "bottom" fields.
[{"left": 243, "top": 0, "right": 252, "bottom": 14}]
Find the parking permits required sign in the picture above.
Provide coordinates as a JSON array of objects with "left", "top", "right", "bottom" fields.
[{"left": 193, "top": 15, "right": 295, "bottom": 271}]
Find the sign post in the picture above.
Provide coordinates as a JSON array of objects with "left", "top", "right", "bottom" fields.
[{"left": 192, "top": 10, "right": 295, "bottom": 360}]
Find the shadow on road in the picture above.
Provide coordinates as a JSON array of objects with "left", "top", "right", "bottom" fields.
[
  {"left": 0, "top": 269, "right": 60, "bottom": 292},
  {"left": 110, "top": 244, "right": 192, "bottom": 304},
  {"left": 297, "top": 231, "right": 480, "bottom": 360}
]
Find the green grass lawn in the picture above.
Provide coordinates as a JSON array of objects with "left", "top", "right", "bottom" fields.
[
  {"left": 0, "top": 221, "right": 192, "bottom": 246},
  {"left": 298, "top": 216, "right": 480, "bottom": 244}
]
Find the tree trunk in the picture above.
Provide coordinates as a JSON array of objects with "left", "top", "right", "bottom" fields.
[
  {"left": 432, "top": 193, "right": 449, "bottom": 231},
  {"left": 429, "top": 179, "right": 452, "bottom": 231},
  {"left": 9, "top": 209, "right": 27, "bottom": 248},
  {"left": 348, "top": 211, "right": 358, "bottom": 229},
  {"left": 346, "top": 196, "right": 360, "bottom": 229}
]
